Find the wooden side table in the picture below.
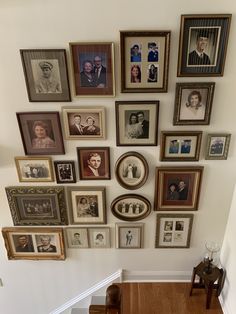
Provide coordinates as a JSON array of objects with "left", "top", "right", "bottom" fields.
[{"left": 189, "top": 261, "right": 224, "bottom": 309}]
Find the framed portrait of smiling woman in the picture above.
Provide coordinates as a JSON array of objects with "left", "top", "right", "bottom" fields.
[{"left": 173, "top": 82, "right": 215, "bottom": 125}]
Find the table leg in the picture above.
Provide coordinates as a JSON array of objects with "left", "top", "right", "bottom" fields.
[
  {"left": 206, "top": 283, "right": 213, "bottom": 309},
  {"left": 189, "top": 268, "right": 196, "bottom": 296}
]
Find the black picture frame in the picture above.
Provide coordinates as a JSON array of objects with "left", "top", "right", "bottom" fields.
[{"left": 54, "top": 161, "right": 76, "bottom": 183}]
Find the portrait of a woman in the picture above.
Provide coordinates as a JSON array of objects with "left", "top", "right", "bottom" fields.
[
  {"left": 80, "top": 60, "right": 95, "bottom": 87},
  {"left": 125, "top": 113, "right": 143, "bottom": 139},
  {"left": 180, "top": 90, "right": 206, "bottom": 120},
  {"left": 130, "top": 65, "right": 141, "bottom": 83},
  {"left": 147, "top": 64, "right": 157, "bottom": 82},
  {"left": 83, "top": 116, "right": 100, "bottom": 135},
  {"left": 31, "top": 120, "right": 56, "bottom": 149}
]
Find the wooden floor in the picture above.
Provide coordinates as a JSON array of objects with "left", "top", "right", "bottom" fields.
[{"left": 119, "top": 283, "right": 223, "bottom": 314}]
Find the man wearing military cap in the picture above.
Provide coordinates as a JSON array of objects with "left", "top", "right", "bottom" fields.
[
  {"left": 188, "top": 29, "right": 211, "bottom": 65},
  {"left": 35, "top": 60, "right": 62, "bottom": 93}
]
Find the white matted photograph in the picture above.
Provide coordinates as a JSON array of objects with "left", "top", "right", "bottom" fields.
[
  {"left": 116, "top": 223, "right": 143, "bottom": 249},
  {"left": 88, "top": 228, "right": 110, "bottom": 248},
  {"left": 66, "top": 228, "right": 89, "bottom": 248}
]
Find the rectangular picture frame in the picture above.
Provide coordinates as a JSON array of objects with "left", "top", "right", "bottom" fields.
[
  {"left": 177, "top": 14, "right": 231, "bottom": 76},
  {"left": 5, "top": 186, "right": 68, "bottom": 226},
  {"left": 20, "top": 49, "right": 71, "bottom": 102},
  {"left": 15, "top": 156, "right": 54, "bottom": 182},
  {"left": 66, "top": 227, "right": 89, "bottom": 249},
  {"left": 88, "top": 227, "right": 110, "bottom": 248},
  {"left": 205, "top": 133, "right": 231, "bottom": 160},
  {"left": 155, "top": 214, "right": 193, "bottom": 248},
  {"left": 16, "top": 111, "right": 65, "bottom": 155},
  {"left": 115, "top": 101, "right": 159, "bottom": 146},
  {"left": 173, "top": 82, "right": 215, "bottom": 125},
  {"left": 62, "top": 107, "right": 105, "bottom": 140},
  {"left": 154, "top": 167, "right": 203, "bottom": 211},
  {"left": 115, "top": 223, "right": 144, "bottom": 249},
  {"left": 120, "top": 31, "right": 170, "bottom": 92},
  {"left": 67, "top": 186, "right": 106, "bottom": 225},
  {"left": 70, "top": 42, "right": 115, "bottom": 97},
  {"left": 160, "top": 131, "right": 202, "bottom": 161},
  {"left": 2, "top": 227, "right": 65, "bottom": 260},
  {"left": 54, "top": 160, "right": 76, "bottom": 184}
]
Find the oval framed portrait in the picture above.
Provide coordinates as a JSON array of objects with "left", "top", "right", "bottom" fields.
[
  {"left": 111, "top": 194, "right": 151, "bottom": 221},
  {"left": 115, "top": 152, "right": 149, "bottom": 190}
]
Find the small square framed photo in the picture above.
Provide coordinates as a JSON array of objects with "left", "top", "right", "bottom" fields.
[
  {"left": 5, "top": 186, "right": 68, "bottom": 226},
  {"left": 88, "top": 227, "right": 110, "bottom": 248},
  {"left": 66, "top": 227, "right": 89, "bottom": 248},
  {"left": 15, "top": 156, "right": 54, "bottom": 182},
  {"left": 177, "top": 14, "right": 231, "bottom": 76},
  {"left": 67, "top": 186, "right": 106, "bottom": 224},
  {"left": 20, "top": 49, "right": 71, "bottom": 102},
  {"left": 70, "top": 42, "right": 115, "bottom": 96},
  {"left": 115, "top": 101, "right": 159, "bottom": 146},
  {"left": 116, "top": 223, "right": 143, "bottom": 249},
  {"left": 62, "top": 107, "right": 105, "bottom": 140},
  {"left": 120, "top": 31, "right": 170, "bottom": 92},
  {"left": 173, "top": 82, "right": 215, "bottom": 125},
  {"left": 154, "top": 167, "right": 203, "bottom": 211},
  {"left": 155, "top": 214, "right": 193, "bottom": 248},
  {"left": 77, "top": 147, "right": 110, "bottom": 180},
  {"left": 54, "top": 161, "right": 76, "bottom": 184},
  {"left": 205, "top": 133, "right": 231, "bottom": 160},
  {"left": 16, "top": 112, "right": 65, "bottom": 155},
  {"left": 2, "top": 227, "right": 65, "bottom": 260},
  {"left": 160, "top": 131, "right": 202, "bottom": 161}
]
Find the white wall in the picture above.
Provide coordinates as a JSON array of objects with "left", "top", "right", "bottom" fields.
[{"left": 0, "top": 0, "right": 236, "bottom": 313}]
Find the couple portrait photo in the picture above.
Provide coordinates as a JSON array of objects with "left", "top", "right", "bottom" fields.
[
  {"left": 125, "top": 110, "right": 149, "bottom": 139},
  {"left": 68, "top": 113, "right": 100, "bottom": 136},
  {"left": 166, "top": 179, "right": 189, "bottom": 201},
  {"left": 76, "top": 195, "right": 99, "bottom": 218}
]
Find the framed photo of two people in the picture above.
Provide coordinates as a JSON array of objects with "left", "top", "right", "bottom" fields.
[{"left": 177, "top": 14, "right": 231, "bottom": 76}]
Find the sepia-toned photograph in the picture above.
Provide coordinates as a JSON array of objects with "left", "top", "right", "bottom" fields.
[
  {"left": 88, "top": 228, "right": 110, "bottom": 248},
  {"left": 205, "top": 133, "right": 231, "bottom": 160},
  {"left": 116, "top": 223, "right": 143, "bottom": 249},
  {"left": 54, "top": 160, "right": 76, "bottom": 184},
  {"left": 66, "top": 227, "right": 89, "bottom": 249}
]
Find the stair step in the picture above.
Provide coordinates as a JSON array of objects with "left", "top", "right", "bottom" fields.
[
  {"left": 90, "top": 295, "right": 106, "bottom": 305},
  {"left": 71, "top": 308, "right": 88, "bottom": 314}
]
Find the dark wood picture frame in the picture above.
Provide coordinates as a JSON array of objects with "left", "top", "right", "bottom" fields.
[
  {"left": 205, "top": 133, "right": 231, "bottom": 160},
  {"left": 120, "top": 31, "right": 170, "bottom": 92},
  {"left": 54, "top": 160, "right": 76, "bottom": 184},
  {"left": 177, "top": 14, "right": 231, "bottom": 77},
  {"left": 20, "top": 49, "right": 71, "bottom": 102}
]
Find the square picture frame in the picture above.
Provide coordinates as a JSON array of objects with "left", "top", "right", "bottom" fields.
[
  {"left": 154, "top": 167, "right": 203, "bottom": 211},
  {"left": 2, "top": 227, "right": 65, "bottom": 260},
  {"left": 205, "top": 133, "right": 231, "bottom": 160},
  {"left": 5, "top": 186, "right": 68, "bottom": 226},
  {"left": 177, "top": 14, "right": 231, "bottom": 76},
  {"left": 20, "top": 49, "right": 71, "bottom": 102},
  {"left": 120, "top": 31, "right": 170, "bottom": 92},
  {"left": 15, "top": 156, "right": 54, "bottom": 182},
  {"left": 70, "top": 42, "right": 115, "bottom": 97},
  {"left": 160, "top": 131, "right": 202, "bottom": 161},
  {"left": 155, "top": 214, "right": 193, "bottom": 248},
  {"left": 66, "top": 227, "right": 89, "bottom": 248},
  {"left": 67, "top": 186, "right": 106, "bottom": 225},
  {"left": 62, "top": 107, "right": 105, "bottom": 140},
  {"left": 115, "top": 223, "right": 144, "bottom": 249},
  {"left": 88, "top": 227, "right": 110, "bottom": 248},
  {"left": 54, "top": 160, "right": 76, "bottom": 184},
  {"left": 115, "top": 101, "right": 159, "bottom": 146},
  {"left": 77, "top": 147, "right": 110, "bottom": 180},
  {"left": 16, "top": 111, "right": 65, "bottom": 155},
  {"left": 173, "top": 82, "right": 215, "bottom": 125}
]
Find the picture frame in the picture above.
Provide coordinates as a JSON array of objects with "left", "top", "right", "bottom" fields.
[
  {"left": 16, "top": 112, "right": 65, "bottom": 155},
  {"left": 173, "top": 82, "right": 215, "bottom": 125},
  {"left": 62, "top": 107, "right": 105, "bottom": 140},
  {"left": 115, "top": 152, "right": 149, "bottom": 190},
  {"left": 205, "top": 133, "right": 231, "bottom": 160},
  {"left": 88, "top": 227, "right": 110, "bottom": 248},
  {"left": 111, "top": 194, "right": 151, "bottom": 221},
  {"left": 15, "top": 156, "right": 54, "bottom": 182},
  {"left": 70, "top": 42, "right": 115, "bottom": 97},
  {"left": 115, "top": 101, "right": 159, "bottom": 146},
  {"left": 177, "top": 14, "right": 232, "bottom": 77},
  {"left": 160, "top": 131, "right": 202, "bottom": 161},
  {"left": 66, "top": 227, "right": 89, "bottom": 248},
  {"left": 77, "top": 147, "right": 110, "bottom": 180},
  {"left": 154, "top": 167, "right": 203, "bottom": 211},
  {"left": 54, "top": 160, "right": 76, "bottom": 184},
  {"left": 2, "top": 227, "right": 65, "bottom": 260},
  {"left": 155, "top": 214, "right": 193, "bottom": 248},
  {"left": 5, "top": 186, "right": 68, "bottom": 226},
  {"left": 20, "top": 49, "right": 71, "bottom": 102},
  {"left": 116, "top": 223, "right": 144, "bottom": 249},
  {"left": 120, "top": 31, "right": 170, "bottom": 92},
  {"left": 67, "top": 186, "right": 106, "bottom": 225}
]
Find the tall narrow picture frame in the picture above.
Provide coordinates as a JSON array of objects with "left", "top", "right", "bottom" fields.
[
  {"left": 177, "top": 14, "right": 231, "bottom": 76},
  {"left": 120, "top": 31, "right": 170, "bottom": 92}
]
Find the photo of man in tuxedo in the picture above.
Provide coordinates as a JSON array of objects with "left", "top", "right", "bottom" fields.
[
  {"left": 188, "top": 29, "right": 211, "bottom": 66},
  {"left": 137, "top": 111, "right": 149, "bottom": 138}
]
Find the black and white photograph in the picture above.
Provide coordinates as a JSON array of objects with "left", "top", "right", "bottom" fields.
[
  {"left": 88, "top": 228, "right": 110, "bottom": 248},
  {"left": 66, "top": 228, "right": 89, "bottom": 248},
  {"left": 35, "top": 234, "right": 57, "bottom": 253},
  {"left": 12, "top": 234, "right": 34, "bottom": 253},
  {"left": 147, "top": 64, "right": 158, "bottom": 83},
  {"left": 116, "top": 223, "right": 143, "bottom": 249},
  {"left": 54, "top": 161, "right": 76, "bottom": 184},
  {"left": 205, "top": 133, "right": 231, "bottom": 160}
]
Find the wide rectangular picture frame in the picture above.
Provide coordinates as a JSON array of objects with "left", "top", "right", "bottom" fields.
[
  {"left": 155, "top": 214, "right": 193, "bottom": 248},
  {"left": 70, "top": 42, "right": 115, "bottom": 97},
  {"left": 116, "top": 223, "right": 144, "bottom": 249},
  {"left": 2, "top": 227, "right": 65, "bottom": 260},
  {"left": 120, "top": 31, "right": 170, "bottom": 92},
  {"left": 20, "top": 49, "right": 71, "bottom": 102},
  {"left": 177, "top": 14, "right": 231, "bottom": 76},
  {"left": 205, "top": 133, "right": 231, "bottom": 160},
  {"left": 5, "top": 186, "right": 68, "bottom": 225}
]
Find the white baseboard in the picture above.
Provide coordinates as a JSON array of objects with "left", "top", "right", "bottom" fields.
[
  {"left": 219, "top": 295, "right": 231, "bottom": 314},
  {"left": 123, "top": 270, "right": 192, "bottom": 282}
]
